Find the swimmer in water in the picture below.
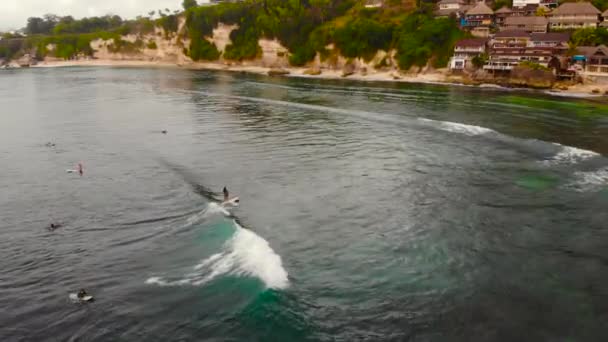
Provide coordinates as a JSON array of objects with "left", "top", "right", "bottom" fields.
[
  {"left": 48, "top": 223, "right": 62, "bottom": 231},
  {"left": 78, "top": 163, "right": 83, "bottom": 176}
]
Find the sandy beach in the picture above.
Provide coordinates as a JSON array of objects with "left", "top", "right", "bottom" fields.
[{"left": 30, "top": 59, "right": 608, "bottom": 98}]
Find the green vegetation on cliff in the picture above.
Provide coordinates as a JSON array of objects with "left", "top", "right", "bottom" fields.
[
  {"left": 8, "top": 0, "right": 469, "bottom": 70},
  {"left": 184, "top": 0, "right": 463, "bottom": 69},
  {"left": 17, "top": 13, "right": 179, "bottom": 60}
]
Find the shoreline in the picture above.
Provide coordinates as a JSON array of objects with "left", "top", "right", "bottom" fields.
[{"left": 29, "top": 59, "right": 608, "bottom": 99}]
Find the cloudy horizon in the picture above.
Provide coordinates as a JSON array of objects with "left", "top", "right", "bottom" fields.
[{"left": 0, "top": 0, "right": 208, "bottom": 31}]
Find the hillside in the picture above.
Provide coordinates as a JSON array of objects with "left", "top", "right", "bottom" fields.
[{"left": 1, "top": 0, "right": 469, "bottom": 74}]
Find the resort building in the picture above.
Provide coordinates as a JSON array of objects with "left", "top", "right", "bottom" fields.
[
  {"left": 435, "top": 0, "right": 467, "bottom": 18},
  {"left": 463, "top": 2, "right": 494, "bottom": 28},
  {"left": 575, "top": 45, "right": 608, "bottom": 74},
  {"left": 548, "top": 2, "right": 601, "bottom": 30},
  {"left": 501, "top": 16, "right": 548, "bottom": 33},
  {"left": 449, "top": 38, "right": 488, "bottom": 70}
]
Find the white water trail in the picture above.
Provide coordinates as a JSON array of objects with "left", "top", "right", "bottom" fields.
[{"left": 185, "top": 202, "right": 230, "bottom": 226}]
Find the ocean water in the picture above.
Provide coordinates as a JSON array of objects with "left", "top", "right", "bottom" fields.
[{"left": 1, "top": 67, "right": 607, "bottom": 342}]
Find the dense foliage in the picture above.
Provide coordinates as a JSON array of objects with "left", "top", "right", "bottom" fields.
[
  {"left": 0, "top": 39, "right": 25, "bottom": 60},
  {"left": 570, "top": 27, "right": 608, "bottom": 47},
  {"left": 492, "top": 0, "right": 512, "bottom": 10},
  {"left": 394, "top": 11, "right": 466, "bottom": 69},
  {"left": 591, "top": 0, "right": 608, "bottom": 11},
  {"left": 184, "top": 0, "right": 355, "bottom": 62},
  {"left": 333, "top": 17, "right": 393, "bottom": 61},
  {"left": 183, "top": 0, "right": 198, "bottom": 10},
  {"left": 12, "top": 0, "right": 466, "bottom": 71},
  {"left": 184, "top": 0, "right": 457, "bottom": 69}
]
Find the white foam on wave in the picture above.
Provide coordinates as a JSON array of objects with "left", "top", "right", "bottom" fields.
[
  {"left": 546, "top": 144, "right": 599, "bottom": 164},
  {"left": 418, "top": 118, "right": 495, "bottom": 136},
  {"left": 567, "top": 167, "right": 608, "bottom": 191},
  {"left": 146, "top": 221, "right": 289, "bottom": 290}
]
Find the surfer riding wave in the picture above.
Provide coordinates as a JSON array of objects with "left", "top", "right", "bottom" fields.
[{"left": 221, "top": 186, "right": 240, "bottom": 207}]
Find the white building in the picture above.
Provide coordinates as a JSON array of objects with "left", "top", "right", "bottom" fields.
[
  {"left": 450, "top": 39, "right": 487, "bottom": 70},
  {"left": 513, "top": 0, "right": 540, "bottom": 8}
]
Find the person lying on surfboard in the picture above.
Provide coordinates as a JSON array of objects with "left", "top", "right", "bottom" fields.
[
  {"left": 221, "top": 186, "right": 239, "bottom": 206},
  {"left": 77, "top": 289, "right": 89, "bottom": 299}
]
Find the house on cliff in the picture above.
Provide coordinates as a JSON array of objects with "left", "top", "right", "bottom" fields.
[
  {"left": 463, "top": 2, "right": 494, "bottom": 28},
  {"left": 449, "top": 38, "right": 488, "bottom": 70},
  {"left": 483, "top": 31, "right": 568, "bottom": 72},
  {"left": 601, "top": 9, "right": 608, "bottom": 27},
  {"left": 501, "top": 16, "right": 548, "bottom": 33},
  {"left": 575, "top": 45, "right": 608, "bottom": 75},
  {"left": 494, "top": 6, "right": 512, "bottom": 26},
  {"left": 435, "top": 0, "right": 467, "bottom": 18},
  {"left": 462, "top": 2, "right": 495, "bottom": 37},
  {"left": 548, "top": 2, "right": 601, "bottom": 30}
]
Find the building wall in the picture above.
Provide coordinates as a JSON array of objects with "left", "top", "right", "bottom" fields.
[
  {"left": 513, "top": 0, "right": 541, "bottom": 7},
  {"left": 440, "top": 3, "right": 461, "bottom": 9}
]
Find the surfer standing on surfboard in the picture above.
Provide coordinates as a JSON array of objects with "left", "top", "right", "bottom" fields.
[{"left": 221, "top": 186, "right": 239, "bottom": 206}]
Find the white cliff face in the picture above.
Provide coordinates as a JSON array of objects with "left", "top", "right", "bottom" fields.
[
  {"left": 43, "top": 20, "right": 407, "bottom": 77},
  {"left": 257, "top": 39, "right": 290, "bottom": 68},
  {"left": 206, "top": 23, "right": 237, "bottom": 55}
]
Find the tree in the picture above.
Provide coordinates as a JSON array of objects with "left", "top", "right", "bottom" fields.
[
  {"left": 471, "top": 53, "right": 488, "bottom": 68},
  {"left": 592, "top": 0, "right": 608, "bottom": 12},
  {"left": 571, "top": 27, "right": 608, "bottom": 47},
  {"left": 182, "top": 0, "right": 198, "bottom": 10},
  {"left": 535, "top": 6, "right": 549, "bottom": 16}
]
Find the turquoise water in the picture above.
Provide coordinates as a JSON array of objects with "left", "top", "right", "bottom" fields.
[{"left": 0, "top": 67, "right": 607, "bottom": 341}]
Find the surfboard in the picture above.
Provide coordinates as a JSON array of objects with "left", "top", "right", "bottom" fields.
[
  {"left": 221, "top": 197, "right": 240, "bottom": 207},
  {"left": 69, "top": 293, "right": 94, "bottom": 302}
]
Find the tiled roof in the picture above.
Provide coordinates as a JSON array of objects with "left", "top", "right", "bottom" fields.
[
  {"left": 494, "top": 30, "right": 531, "bottom": 38},
  {"left": 455, "top": 38, "right": 488, "bottom": 48},
  {"left": 504, "top": 16, "right": 548, "bottom": 26},
  {"left": 551, "top": 2, "right": 601, "bottom": 15},
  {"left": 530, "top": 32, "right": 570, "bottom": 42},
  {"left": 495, "top": 6, "right": 512, "bottom": 14},
  {"left": 466, "top": 2, "right": 494, "bottom": 15}
]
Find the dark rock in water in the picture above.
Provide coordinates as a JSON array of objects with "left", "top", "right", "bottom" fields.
[{"left": 268, "top": 68, "right": 290, "bottom": 76}]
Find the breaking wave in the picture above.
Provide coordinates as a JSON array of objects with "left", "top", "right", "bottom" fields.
[
  {"left": 146, "top": 218, "right": 289, "bottom": 290},
  {"left": 567, "top": 167, "right": 608, "bottom": 192},
  {"left": 547, "top": 144, "right": 600, "bottom": 165}
]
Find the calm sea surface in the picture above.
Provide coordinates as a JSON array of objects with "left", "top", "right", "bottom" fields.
[{"left": 1, "top": 67, "right": 608, "bottom": 341}]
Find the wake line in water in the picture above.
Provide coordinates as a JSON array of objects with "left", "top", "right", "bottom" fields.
[
  {"left": 189, "top": 89, "right": 602, "bottom": 164},
  {"left": 146, "top": 215, "right": 289, "bottom": 289}
]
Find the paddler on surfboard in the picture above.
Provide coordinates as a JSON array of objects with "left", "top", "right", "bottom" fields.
[{"left": 221, "top": 186, "right": 239, "bottom": 207}]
